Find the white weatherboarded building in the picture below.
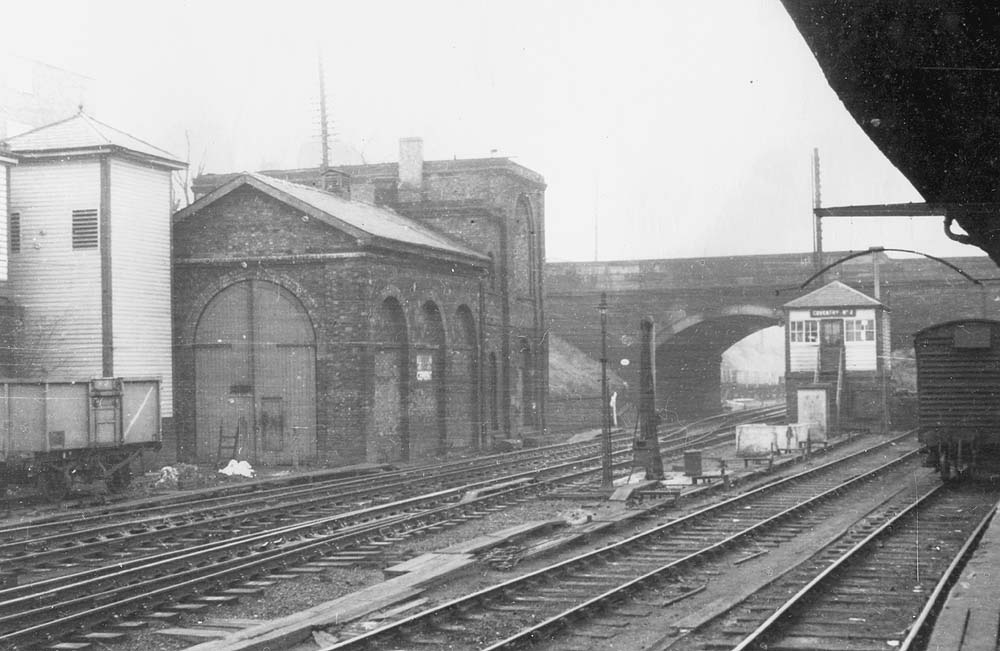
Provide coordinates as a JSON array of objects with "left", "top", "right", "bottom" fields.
[
  {"left": 0, "top": 147, "right": 15, "bottom": 279},
  {"left": 783, "top": 280, "right": 891, "bottom": 434},
  {"left": 3, "top": 112, "right": 185, "bottom": 423}
]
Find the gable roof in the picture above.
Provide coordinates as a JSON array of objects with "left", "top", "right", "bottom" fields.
[
  {"left": 783, "top": 280, "right": 886, "bottom": 310},
  {"left": 3, "top": 112, "right": 185, "bottom": 169},
  {"left": 174, "top": 172, "right": 488, "bottom": 265}
]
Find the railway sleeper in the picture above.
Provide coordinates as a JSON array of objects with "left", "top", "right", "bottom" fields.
[
  {"left": 799, "top": 604, "right": 913, "bottom": 618},
  {"left": 781, "top": 622, "right": 906, "bottom": 639},
  {"left": 512, "top": 594, "right": 581, "bottom": 604},
  {"left": 429, "top": 620, "right": 472, "bottom": 634},
  {"left": 193, "top": 594, "right": 241, "bottom": 605},
  {"left": 71, "top": 631, "right": 126, "bottom": 644},
  {"left": 100, "top": 620, "right": 149, "bottom": 632},
  {"left": 486, "top": 603, "right": 539, "bottom": 613},
  {"left": 399, "top": 629, "right": 451, "bottom": 646}
]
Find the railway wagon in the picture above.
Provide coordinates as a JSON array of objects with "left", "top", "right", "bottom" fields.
[
  {"left": 915, "top": 319, "right": 1000, "bottom": 480},
  {"left": 0, "top": 377, "right": 161, "bottom": 499}
]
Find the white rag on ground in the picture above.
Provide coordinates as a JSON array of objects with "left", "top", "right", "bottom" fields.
[{"left": 219, "top": 459, "right": 256, "bottom": 478}]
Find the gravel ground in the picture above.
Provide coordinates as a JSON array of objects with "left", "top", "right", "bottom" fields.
[
  {"left": 101, "top": 497, "right": 598, "bottom": 651},
  {"left": 19, "top": 432, "right": 901, "bottom": 651}
]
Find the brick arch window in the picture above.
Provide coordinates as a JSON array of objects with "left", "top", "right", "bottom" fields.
[
  {"left": 514, "top": 195, "right": 538, "bottom": 302},
  {"left": 487, "top": 251, "right": 497, "bottom": 290}
]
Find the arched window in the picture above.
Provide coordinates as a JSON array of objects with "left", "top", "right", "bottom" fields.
[{"left": 514, "top": 195, "right": 538, "bottom": 303}]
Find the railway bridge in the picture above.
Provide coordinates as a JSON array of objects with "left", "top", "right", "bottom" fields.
[{"left": 545, "top": 251, "right": 1000, "bottom": 417}]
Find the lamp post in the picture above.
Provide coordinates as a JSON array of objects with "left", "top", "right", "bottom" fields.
[{"left": 599, "top": 292, "right": 613, "bottom": 488}]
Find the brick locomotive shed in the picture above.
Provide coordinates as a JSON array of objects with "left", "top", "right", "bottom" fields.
[{"left": 179, "top": 141, "right": 547, "bottom": 466}]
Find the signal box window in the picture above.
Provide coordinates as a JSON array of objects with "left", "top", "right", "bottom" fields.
[
  {"left": 790, "top": 320, "right": 818, "bottom": 343},
  {"left": 845, "top": 319, "right": 875, "bottom": 342}
]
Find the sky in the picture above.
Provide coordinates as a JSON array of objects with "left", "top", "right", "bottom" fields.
[{"left": 3, "top": 0, "right": 982, "bottom": 263}]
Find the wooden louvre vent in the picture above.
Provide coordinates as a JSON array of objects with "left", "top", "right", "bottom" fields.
[
  {"left": 72, "top": 209, "right": 98, "bottom": 249},
  {"left": 9, "top": 212, "right": 19, "bottom": 253}
]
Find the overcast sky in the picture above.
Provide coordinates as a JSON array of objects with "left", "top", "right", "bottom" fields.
[{"left": 5, "top": 0, "right": 980, "bottom": 263}]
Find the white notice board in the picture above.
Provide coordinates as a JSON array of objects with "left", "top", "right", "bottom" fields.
[{"left": 797, "top": 388, "right": 828, "bottom": 442}]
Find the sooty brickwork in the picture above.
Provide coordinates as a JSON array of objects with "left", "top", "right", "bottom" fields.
[{"left": 177, "top": 155, "right": 546, "bottom": 466}]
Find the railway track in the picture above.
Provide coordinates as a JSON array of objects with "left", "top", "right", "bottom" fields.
[
  {"left": 678, "top": 482, "right": 1000, "bottom": 651},
  {"left": 0, "top": 408, "right": 779, "bottom": 577},
  {"left": 307, "top": 432, "right": 918, "bottom": 650},
  {"left": 0, "top": 408, "right": 780, "bottom": 648}
]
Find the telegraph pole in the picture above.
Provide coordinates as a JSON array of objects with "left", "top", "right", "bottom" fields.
[
  {"left": 318, "top": 50, "right": 331, "bottom": 171},
  {"left": 812, "top": 148, "right": 823, "bottom": 281},
  {"left": 599, "top": 292, "right": 613, "bottom": 488}
]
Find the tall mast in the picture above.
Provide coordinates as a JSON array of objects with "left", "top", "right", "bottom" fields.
[
  {"left": 811, "top": 147, "right": 823, "bottom": 280},
  {"left": 318, "top": 50, "right": 331, "bottom": 171}
]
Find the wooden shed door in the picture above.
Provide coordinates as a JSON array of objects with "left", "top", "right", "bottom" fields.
[{"left": 195, "top": 280, "right": 316, "bottom": 465}]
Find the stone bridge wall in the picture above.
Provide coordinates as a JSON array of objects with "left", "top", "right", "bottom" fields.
[{"left": 546, "top": 251, "right": 1000, "bottom": 421}]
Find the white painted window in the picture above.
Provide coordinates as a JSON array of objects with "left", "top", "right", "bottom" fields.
[
  {"left": 790, "top": 320, "right": 818, "bottom": 343},
  {"left": 845, "top": 319, "right": 875, "bottom": 342}
]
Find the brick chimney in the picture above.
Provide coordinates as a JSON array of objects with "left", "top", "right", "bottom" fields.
[{"left": 398, "top": 137, "right": 423, "bottom": 202}]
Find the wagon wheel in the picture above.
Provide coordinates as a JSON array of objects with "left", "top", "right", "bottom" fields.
[
  {"left": 105, "top": 466, "right": 133, "bottom": 494},
  {"left": 36, "top": 469, "right": 71, "bottom": 502}
]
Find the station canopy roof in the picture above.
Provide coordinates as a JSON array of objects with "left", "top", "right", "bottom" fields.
[{"left": 779, "top": 1, "right": 1000, "bottom": 267}]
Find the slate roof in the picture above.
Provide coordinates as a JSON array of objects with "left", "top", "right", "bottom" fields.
[
  {"left": 3, "top": 111, "right": 185, "bottom": 169},
  {"left": 783, "top": 280, "right": 885, "bottom": 310},
  {"left": 192, "top": 157, "right": 545, "bottom": 198},
  {"left": 174, "top": 172, "right": 488, "bottom": 264}
]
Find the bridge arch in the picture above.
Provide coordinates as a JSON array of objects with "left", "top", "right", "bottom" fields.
[{"left": 656, "top": 305, "right": 782, "bottom": 418}]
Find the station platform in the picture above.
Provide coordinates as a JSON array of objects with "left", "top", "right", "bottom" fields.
[{"left": 925, "top": 502, "right": 1000, "bottom": 650}]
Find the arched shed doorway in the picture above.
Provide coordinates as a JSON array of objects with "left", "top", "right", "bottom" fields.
[
  {"left": 372, "top": 297, "right": 410, "bottom": 462},
  {"left": 411, "top": 301, "right": 447, "bottom": 458},
  {"left": 453, "top": 305, "right": 479, "bottom": 449},
  {"left": 194, "top": 280, "right": 317, "bottom": 465}
]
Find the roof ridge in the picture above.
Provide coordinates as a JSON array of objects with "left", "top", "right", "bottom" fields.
[
  {"left": 784, "top": 279, "right": 884, "bottom": 308},
  {"left": 2, "top": 111, "right": 80, "bottom": 143},
  {"left": 77, "top": 111, "right": 114, "bottom": 146},
  {"left": 78, "top": 112, "right": 180, "bottom": 158}
]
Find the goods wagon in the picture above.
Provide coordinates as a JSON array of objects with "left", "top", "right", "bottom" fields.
[
  {"left": 914, "top": 319, "right": 1000, "bottom": 480},
  {"left": 0, "top": 377, "right": 161, "bottom": 499}
]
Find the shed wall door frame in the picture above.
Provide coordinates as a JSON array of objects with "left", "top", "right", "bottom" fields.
[{"left": 194, "top": 280, "right": 317, "bottom": 465}]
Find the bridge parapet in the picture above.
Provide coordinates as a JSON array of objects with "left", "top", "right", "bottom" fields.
[{"left": 547, "top": 252, "right": 998, "bottom": 295}]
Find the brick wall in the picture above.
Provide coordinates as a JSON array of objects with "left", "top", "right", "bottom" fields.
[
  {"left": 189, "top": 155, "right": 549, "bottom": 444},
  {"left": 173, "top": 185, "right": 499, "bottom": 466}
]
